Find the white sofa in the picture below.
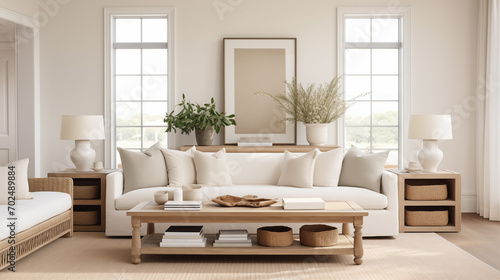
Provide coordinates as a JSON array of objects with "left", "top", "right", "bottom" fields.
[
  {"left": 0, "top": 178, "right": 73, "bottom": 270},
  {"left": 106, "top": 151, "right": 398, "bottom": 237}
]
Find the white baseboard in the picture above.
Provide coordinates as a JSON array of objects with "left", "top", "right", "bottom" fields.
[{"left": 461, "top": 195, "right": 476, "bottom": 213}]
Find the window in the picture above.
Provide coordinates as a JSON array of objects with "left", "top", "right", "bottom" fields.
[
  {"left": 105, "top": 8, "right": 175, "bottom": 168},
  {"left": 338, "top": 8, "right": 410, "bottom": 168}
]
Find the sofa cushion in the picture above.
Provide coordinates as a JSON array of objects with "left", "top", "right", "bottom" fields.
[
  {"left": 115, "top": 186, "right": 170, "bottom": 210},
  {"left": 314, "top": 148, "right": 343, "bottom": 187},
  {"left": 339, "top": 146, "right": 389, "bottom": 193},
  {"left": 194, "top": 149, "right": 232, "bottom": 186},
  {"left": 226, "top": 153, "right": 283, "bottom": 185},
  {"left": 118, "top": 142, "right": 168, "bottom": 193},
  {"left": 0, "top": 158, "right": 32, "bottom": 204},
  {"left": 0, "top": 192, "right": 72, "bottom": 240},
  {"left": 161, "top": 146, "right": 197, "bottom": 187},
  {"left": 278, "top": 150, "right": 319, "bottom": 188}
]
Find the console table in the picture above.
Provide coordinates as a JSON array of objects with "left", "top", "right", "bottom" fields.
[
  {"left": 179, "top": 145, "right": 339, "bottom": 153},
  {"left": 127, "top": 201, "right": 368, "bottom": 265}
]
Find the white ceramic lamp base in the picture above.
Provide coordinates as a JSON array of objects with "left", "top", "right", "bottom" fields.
[
  {"left": 70, "top": 140, "right": 96, "bottom": 171},
  {"left": 417, "top": 140, "right": 443, "bottom": 173}
]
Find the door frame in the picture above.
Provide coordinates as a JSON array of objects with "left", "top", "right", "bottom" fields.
[{"left": 0, "top": 7, "right": 40, "bottom": 177}]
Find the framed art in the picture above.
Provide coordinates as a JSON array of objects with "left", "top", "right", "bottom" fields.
[{"left": 223, "top": 38, "right": 297, "bottom": 145}]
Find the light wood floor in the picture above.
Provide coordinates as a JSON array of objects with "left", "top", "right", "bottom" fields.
[{"left": 438, "top": 213, "right": 500, "bottom": 271}]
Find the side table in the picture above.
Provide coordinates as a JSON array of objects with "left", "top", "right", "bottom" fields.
[
  {"left": 48, "top": 169, "right": 116, "bottom": 232},
  {"left": 388, "top": 169, "right": 461, "bottom": 233}
]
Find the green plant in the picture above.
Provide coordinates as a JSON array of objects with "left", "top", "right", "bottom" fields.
[
  {"left": 257, "top": 76, "right": 363, "bottom": 124},
  {"left": 164, "top": 94, "right": 236, "bottom": 134}
]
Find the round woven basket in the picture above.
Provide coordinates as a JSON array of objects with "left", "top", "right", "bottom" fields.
[
  {"left": 299, "top": 224, "right": 338, "bottom": 247},
  {"left": 257, "top": 226, "right": 293, "bottom": 247}
]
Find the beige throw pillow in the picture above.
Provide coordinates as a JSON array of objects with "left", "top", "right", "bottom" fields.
[
  {"left": 193, "top": 149, "right": 232, "bottom": 186},
  {"left": 0, "top": 158, "right": 32, "bottom": 204},
  {"left": 338, "top": 146, "right": 389, "bottom": 192},
  {"left": 278, "top": 150, "right": 319, "bottom": 188},
  {"left": 161, "top": 146, "right": 197, "bottom": 187},
  {"left": 314, "top": 148, "right": 344, "bottom": 187},
  {"left": 118, "top": 142, "right": 168, "bottom": 193}
]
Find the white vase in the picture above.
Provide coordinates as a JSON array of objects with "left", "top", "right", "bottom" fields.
[{"left": 305, "top": 123, "right": 329, "bottom": 146}]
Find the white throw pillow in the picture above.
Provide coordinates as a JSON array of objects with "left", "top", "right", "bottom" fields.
[
  {"left": 118, "top": 142, "right": 168, "bottom": 193},
  {"left": 338, "top": 146, "right": 389, "bottom": 192},
  {"left": 161, "top": 146, "right": 197, "bottom": 187},
  {"left": 193, "top": 149, "right": 232, "bottom": 186},
  {"left": 314, "top": 148, "right": 344, "bottom": 187},
  {"left": 0, "top": 158, "right": 32, "bottom": 204},
  {"left": 278, "top": 150, "right": 319, "bottom": 188}
]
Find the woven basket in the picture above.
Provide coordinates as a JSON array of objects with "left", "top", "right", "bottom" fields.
[
  {"left": 257, "top": 226, "right": 293, "bottom": 247},
  {"left": 74, "top": 210, "right": 99, "bottom": 226},
  {"left": 406, "top": 182, "right": 447, "bottom": 200},
  {"left": 300, "top": 224, "right": 338, "bottom": 247},
  {"left": 406, "top": 207, "right": 448, "bottom": 226},
  {"left": 74, "top": 185, "right": 100, "bottom": 200}
]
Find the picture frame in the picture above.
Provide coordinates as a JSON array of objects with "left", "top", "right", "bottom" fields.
[{"left": 223, "top": 38, "right": 297, "bottom": 145}]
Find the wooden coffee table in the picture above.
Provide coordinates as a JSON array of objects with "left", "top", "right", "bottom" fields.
[{"left": 126, "top": 201, "right": 368, "bottom": 265}]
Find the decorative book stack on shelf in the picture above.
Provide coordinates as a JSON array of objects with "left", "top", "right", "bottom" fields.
[
  {"left": 164, "top": 201, "right": 202, "bottom": 211},
  {"left": 160, "top": 225, "right": 206, "bottom": 247},
  {"left": 213, "top": 230, "right": 252, "bottom": 247}
]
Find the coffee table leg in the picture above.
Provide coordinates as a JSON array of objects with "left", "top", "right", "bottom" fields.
[
  {"left": 147, "top": 223, "right": 155, "bottom": 234},
  {"left": 353, "top": 217, "right": 364, "bottom": 265},
  {"left": 131, "top": 216, "right": 141, "bottom": 264}
]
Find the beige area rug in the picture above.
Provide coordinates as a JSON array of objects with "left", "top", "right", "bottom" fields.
[{"left": 1, "top": 232, "right": 499, "bottom": 280}]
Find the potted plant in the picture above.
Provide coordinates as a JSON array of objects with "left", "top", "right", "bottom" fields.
[
  {"left": 164, "top": 94, "right": 236, "bottom": 146},
  {"left": 258, "top": 76, "right": 359, "bottom": 146}
]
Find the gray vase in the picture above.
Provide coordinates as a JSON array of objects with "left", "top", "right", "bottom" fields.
[{"left": 195, "top": 126, "right": 215, "bottom": 146}]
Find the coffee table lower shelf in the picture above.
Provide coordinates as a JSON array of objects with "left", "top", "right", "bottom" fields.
[{"left": 141, "top": 234, "right": 355, "bottom": 255}]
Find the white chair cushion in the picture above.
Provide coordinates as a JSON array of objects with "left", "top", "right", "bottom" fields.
[
  {"left": 0, "top": 158, "right": 32, "bottom": 204},
  {"left": 0, "top": 192, "right": 72, "bottom": 240}
]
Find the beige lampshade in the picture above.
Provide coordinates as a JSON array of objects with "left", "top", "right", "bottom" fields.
[
  {"left": 60, "top": 115, "right": 105, "bottom": 140},
  {"left": 408, "top": 115, "right": 453, "bottom": 140}
]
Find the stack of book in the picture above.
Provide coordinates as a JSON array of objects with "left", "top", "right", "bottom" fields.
[
  {"left": 164, "top": 201, "right": 202, "bottom": 211},
  {"left": 213, "top": 229, "right": 252, "bottom": 247},
  {"left": 237, "top": 136, "right": 272, "bottom": 147},
  {"left": 160, "top": 225, "right": 206, "bottom": 247},
  {"left": 282, "top": 197, "right": 325, "bottom": 210}
]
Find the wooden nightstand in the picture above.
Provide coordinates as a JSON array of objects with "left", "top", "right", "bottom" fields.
[
  {"left": 389, "top": 169, "right": 461, "bottom": 233},
  {"left": 48, "top": 170, "right": 116, "bottom": 232}
]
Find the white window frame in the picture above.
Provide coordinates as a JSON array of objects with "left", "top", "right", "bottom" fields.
[
  {"left": 104, "top": 7, "right": 175, "bottom": 168},
  {"left": 337, "top": 7, "right": 411, "bottom": 168}
]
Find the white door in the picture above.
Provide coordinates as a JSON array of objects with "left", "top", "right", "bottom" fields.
[{"left": 0, "top": 50, "right": 16, "bottom": 165}]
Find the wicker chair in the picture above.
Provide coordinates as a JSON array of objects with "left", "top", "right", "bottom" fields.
[{"left": 0, "top": 177, "right": 73, "bottom": 270}]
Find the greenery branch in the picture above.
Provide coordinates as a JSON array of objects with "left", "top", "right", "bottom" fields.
[
  {"left": 164, "top": 94, "right": 236, "bottom": 135},
  {"left": 256, "top": 76, "right": 367, "bottom": 124}
]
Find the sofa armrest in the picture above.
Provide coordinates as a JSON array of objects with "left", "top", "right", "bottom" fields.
[
  {"left": 28, "top": 177, "right": 73, "bottom": 199},
  {"left": 106, "top": 171, "right": 124, "bottom": 211},
  {"left": 381, "top": 170, "right": 398, "bottom": 211}
]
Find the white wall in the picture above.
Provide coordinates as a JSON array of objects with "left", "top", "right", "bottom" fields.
[
  {"left": 36, "top": 0, "right": 478, "bottom": 211},
  {"left": 0, "top": 0, "right": 39, "bottom": 18}
]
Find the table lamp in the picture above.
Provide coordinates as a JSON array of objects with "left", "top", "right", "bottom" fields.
[
  {"left": 61, "top": 115, "right": 105, "bottom": 171},
  {"left": 408, "top": 115, "right": 452, "bottom": 172}
]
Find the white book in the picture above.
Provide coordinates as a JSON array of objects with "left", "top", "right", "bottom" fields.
[
  {"left": 237, "top": 142, "right": 273, "bottom": 147},
  {"left": 165, "top": 201, "right": 202, "bottom": 206},
  {"left": 282, "top": 197, "right": 325, "bottom": 210},
  {"left": 164, "top": 208, "right": 202, "bottom": 211},
  {"left": 215, "top": 234, "right": 251, "bottom": 242},
  {"left": 160, "top": 242, "right": 206, "bottom": 247},
  {"left": 213, "top": 242, "right": 252, "bottom": 247},
  {"left": 219, "top": 230, "right": 249, "bottom": 237},
  {"left": 163, "top": 237, "right": 206, "bottom": 243},
  {"left": 162, "top": 235, "right": 204, "bottom": 239}
]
